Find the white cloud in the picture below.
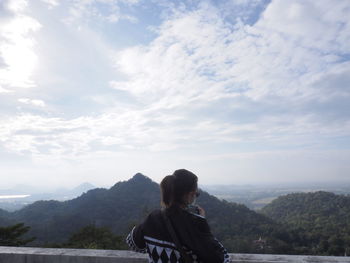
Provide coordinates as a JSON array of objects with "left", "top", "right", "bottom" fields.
[
  {"left": 257, "top": 0, "right": 350, "bottom": 54},
  {"left": 0, "top": 86, "right": 10, "bottom": 93},
  {"left": 106, "top": 13, "right": 138, "bottom": 23},
  {"left": 0, "top": 0, "right": 41, "bottom": 90},
  {"left": 100, "top": 2, "right": 349, "bottom": 172},
  {"left": 63, "top": 0, "right": 139, "bottom": 25},
  {"left": 6, "top": 0, "right": 28, "bottom": 12},
  {"left": 0, "top": 110, "right": 178, "bottom": 158},
  {"left": 114, "top": 0, "right": 349, "bottom": 120},
  {"left": 0, "top": 0, "right": 349, "bottom": 186},
  {"left": 18, "top": 98, "right": 46, "bottom": 107},
  {"left": 40, "top": 0, "right": 59, "bottom": 8}
]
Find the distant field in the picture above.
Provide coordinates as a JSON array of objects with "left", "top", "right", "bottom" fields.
[
  {"left": 214, "top": 195, "right": 277, "bottom": 210},
  {"left": 203, "top": 184, "right": 350, "bottom": 210},
  {"left": 251, "top": 197, "right": 277, "bottom": 205}
]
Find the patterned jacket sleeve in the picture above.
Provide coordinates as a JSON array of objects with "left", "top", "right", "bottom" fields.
[
  {"left": 192, "top": 216, "right": 230, "bottom": 263},
  {"left": 125, "top": 225, "right": 147, "bottom": 253},
  {"left": 215, "top": 238, "right": 230, "bottom": 263}
]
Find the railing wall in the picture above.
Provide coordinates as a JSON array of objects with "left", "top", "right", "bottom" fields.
[{"left": 1, "top": 246, "right": 350, "bottom": 263}]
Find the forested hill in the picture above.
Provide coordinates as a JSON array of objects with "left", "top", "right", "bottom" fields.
[
  {"left": 0, "top": 173, "right": 292, "bottom": 253},
  {"left": 0, "top": 208, "right": 9, "bottom": 217},
  {"left": 11, "top": 173, "right": 160, "bottom": 244},
  {"left": 261, "top": 191, "right": 350, "bottom": 226},
  {"left": 2, "top": 179, "right": 350, "bottom": 255},
  {"left": 0, "top": 208, "right": 10, "bottom": 225},
  {"left": 261, "top": 191, "right": 350, "bottom": 255}
]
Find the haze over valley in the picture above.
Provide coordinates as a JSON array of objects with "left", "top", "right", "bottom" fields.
[
  {"left": 2, "top": 175, "right": 350, "bottom": 212},
  {"left": 0, "top": 182, "right": 95, "bottom": 211}
]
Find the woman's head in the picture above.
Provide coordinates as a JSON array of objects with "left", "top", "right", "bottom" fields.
[{"left": 160, "top": 169, "right": 198, "bottom": 208}]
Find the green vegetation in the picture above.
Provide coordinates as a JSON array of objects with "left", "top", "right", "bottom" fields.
[
  {"left": 0, "top": 174, "right": 289, "bottom": 253},
  {"left": 10, "top": 174, "right": 160, "bottom": 245},
  {"left": 0, "top": 223, "right": 35, "bottom": 246},
  {"left": 63, "top": 225, "right": 127, "bottom": 250},
  {"left": 0, "top": 176, "right": 349, "bottom": 256},
  {"left": 0, "top": 208, "right": 10, "bottom": 225},
  {"left": 195, "top": 191, "right": 294, "bottom": 254},
  {"left": 261, "top": 191, "right": 350, "bottom": 256}
]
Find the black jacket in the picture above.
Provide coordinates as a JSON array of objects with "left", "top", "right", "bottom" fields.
[{"left": 126, "top": 206, "right": 230, "bottom": 263}]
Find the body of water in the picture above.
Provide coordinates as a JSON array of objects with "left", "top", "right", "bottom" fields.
[{"left": 0, "top": 195, "right": 30, "bottom": 199}]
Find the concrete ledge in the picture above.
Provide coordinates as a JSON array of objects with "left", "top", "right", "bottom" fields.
[
  {"left": 0, "top": 247, "right": 147, "bottom": 263},
  {"left": 1, "top": 246, "right": 350, "bottom": 263},
  {"left": 229, "top": 253, "right": 350, "bottom": 262}
]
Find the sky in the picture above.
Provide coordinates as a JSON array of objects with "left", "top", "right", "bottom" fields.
[{"left": 0, "top": 0, "right": 349, "bottom": 189}]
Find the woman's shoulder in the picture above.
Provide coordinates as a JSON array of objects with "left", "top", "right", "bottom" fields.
[
  {"left": 184, "top": 209, "right": 206, "bottom": 220},
  {"left": 144, "top": 208, "right": 161, "bottom": 218},
  {"left": 182, "top": 208, "right": 211, "bottom": 233},
  {"left": 147, "top": 206, "right": 207, "bottom": 224},
  {"left": 143, "top": 209, "right": 163, "bottom": 223},
  {"left": 165, "top": 206, "right": 212, "bottom": 235},
  {"left": 167, "top": 206, "right": 207, "bottom": 225}
]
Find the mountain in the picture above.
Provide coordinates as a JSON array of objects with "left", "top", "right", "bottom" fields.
[
  {"left": 192, "top": 191, "right": 293, "bottom": 253},
  {"left": 0, "top": 209, "right": 10, "bottom": 225},
  {"left": 10, "top": 174, "right": 160, "bottom": 245},
  {"left": 261, "top": 191, "right": 350, "bottom": 255},
  {"left": 0, "top": 173, "right": 292, "bottom": 253}
]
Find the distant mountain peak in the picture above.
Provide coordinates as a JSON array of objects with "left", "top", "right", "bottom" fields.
[
  {"left": 110, "top": 173, "right": 157, "bottom": 191},
  {"left": 129, "top": 173, "right": 154, "bottom": 183}
]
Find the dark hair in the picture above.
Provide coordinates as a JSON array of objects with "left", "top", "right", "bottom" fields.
[{"left": 160, "top": 169, "right": 198, "bottom": 207}]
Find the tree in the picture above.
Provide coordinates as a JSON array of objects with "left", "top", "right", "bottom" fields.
[
  {"left": 0, "top": 223, "right": 35, "bottom": 246},
  {"left": 64, "top": 224, "right": 126, "bottom": 250}
]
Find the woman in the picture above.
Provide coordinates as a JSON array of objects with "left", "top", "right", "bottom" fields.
[{"left": 126, "top": 169, "right": 230, "bottom": 263}]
